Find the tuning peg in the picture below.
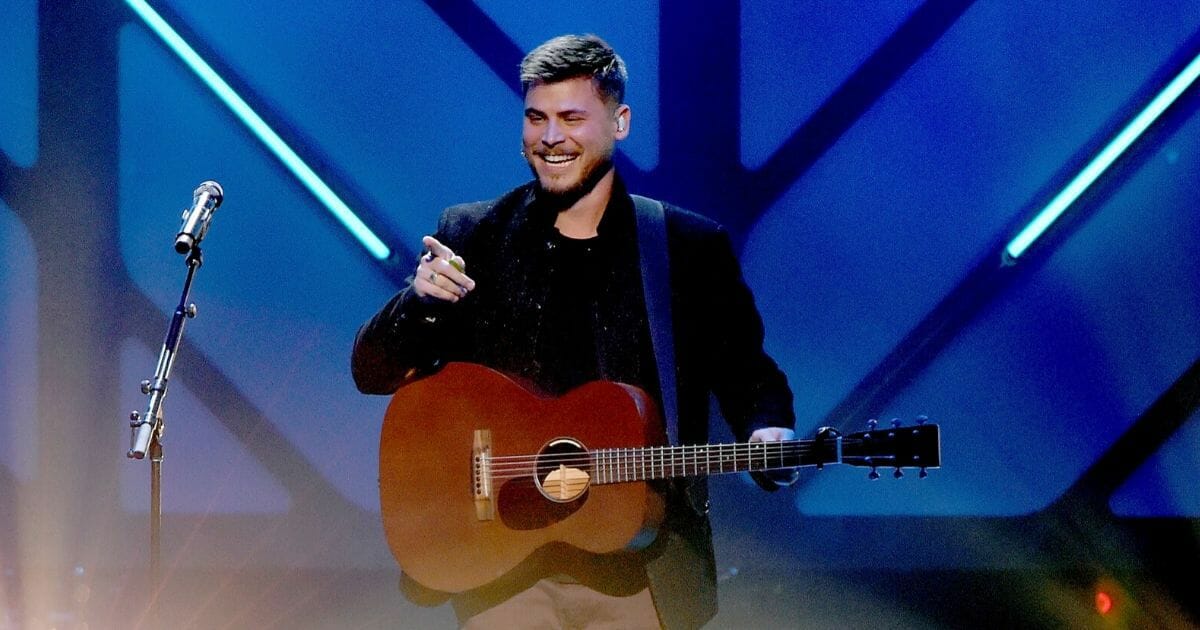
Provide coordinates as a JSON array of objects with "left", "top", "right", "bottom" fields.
[
  {"left": 867, "top": 418, "right": 878, "bottom": 430},
  {"left": 916, "top": 415, "right": 928, "bottom": 425},
  {"left": 868, "top": 467, "right": 880, "bottom": 480},
  {"left": 890, "top": 417, "right": 901, "bottom": 428}
]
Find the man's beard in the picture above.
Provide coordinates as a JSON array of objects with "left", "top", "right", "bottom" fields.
[{"left": 529, "top": 155, "right": 614, "bottom": 211}]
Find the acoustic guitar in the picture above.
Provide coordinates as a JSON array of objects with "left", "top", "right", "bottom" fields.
[{"left": 378, "top": 362, "right": 940, "bottom": 593}]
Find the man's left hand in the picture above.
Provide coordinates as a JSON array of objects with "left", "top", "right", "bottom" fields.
[
  {"left": 749, "top": 426, "right": 799, "bottom": 489},
  {"left": 749, "top": 427, "right": 795, "bottom": 442}
]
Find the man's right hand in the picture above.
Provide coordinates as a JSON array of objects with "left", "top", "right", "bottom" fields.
[{"left": 414, "top": 235, "right": 476, "bottom": 302}]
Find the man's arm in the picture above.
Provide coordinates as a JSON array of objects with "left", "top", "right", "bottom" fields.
[
  {"left": 682, "top": 217, "right": 798, "bottom": 488},
  {"left": 351, "top": 234, "right": 475, "bottom": 395}
]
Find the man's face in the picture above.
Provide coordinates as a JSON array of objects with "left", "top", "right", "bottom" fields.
[{"left": 522, "top": 76, "right": 629, "bottom": 199}]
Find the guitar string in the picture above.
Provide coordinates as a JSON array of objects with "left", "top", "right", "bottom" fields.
[
  {"left": 487, "top": 460, "right": 838, "bottom": 484},
  {"left": 485, "top": 440, "right": 862, "bottom": 467},
  {"left": 485, "top": 440, "right": 855, "bottom": 462},
  {"left": 482, "top": 440, "right": 886, "bottom": 482},
  {"left": 487, "top": 449, "right": 861, "bottom": 473}
]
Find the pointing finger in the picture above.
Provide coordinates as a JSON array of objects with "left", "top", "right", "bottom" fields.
[{"left": 422, "top": 235, "right": 456, "bottom": 261}]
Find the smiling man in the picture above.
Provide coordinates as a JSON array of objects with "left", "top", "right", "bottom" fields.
[{"left": 352, "top": 34, "right": 797, "bottom": 629}]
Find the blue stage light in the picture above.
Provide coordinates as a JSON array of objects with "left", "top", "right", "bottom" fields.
[
  {"left": 1005, "top": 51, "right": 1200, "bottom": 262},
  {"left": 124, "top": 0, "right": 391, "bottom": 260}
]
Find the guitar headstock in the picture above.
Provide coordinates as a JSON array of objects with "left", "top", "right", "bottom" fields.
[{"left": 840, "top": 416, "right": 940, "bottom": 479}]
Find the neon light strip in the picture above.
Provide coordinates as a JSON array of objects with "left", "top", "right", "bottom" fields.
[
  {"left": 124, "top": 0, "right": 391, "bottom": 260},
  {"left": 1005, "top": 51, "right": 1200, "bottom": 261}
]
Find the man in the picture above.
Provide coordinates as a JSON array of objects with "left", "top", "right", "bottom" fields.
[{"left": 352, "top": 34, "right": 796, "bottom": 629}]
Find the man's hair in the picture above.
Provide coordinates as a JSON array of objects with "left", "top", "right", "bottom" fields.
[{"left": 519, "top": 34, "right": 627, "bottom": 105}]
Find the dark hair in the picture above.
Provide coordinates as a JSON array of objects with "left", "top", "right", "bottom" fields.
[{"left": 519, "top": 34, "right": 627, "bottom": 105}]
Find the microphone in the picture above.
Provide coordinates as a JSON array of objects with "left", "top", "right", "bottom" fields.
[{"left": 174, "top": 181, "right": 224, "bottom": 254}]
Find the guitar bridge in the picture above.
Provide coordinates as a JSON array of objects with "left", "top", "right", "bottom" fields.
[{"left": 473, "top": 429, "right": 494, "bottom": 521}]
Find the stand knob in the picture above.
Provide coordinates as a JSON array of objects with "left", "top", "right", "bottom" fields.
[
  {"left": 129, "top": 411, "right": 141, "bottom": 427},
  {"left": 184, "top": 304, "right": 198, "bottom": 318},
  {"left": 140, "top": 379, "right": 152, "bottom": 394}
]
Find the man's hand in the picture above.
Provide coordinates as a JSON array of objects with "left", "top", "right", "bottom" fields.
[
  {"left": 414, "top": 236, "right": 476, "bottom": 302},
  {"left": 749, "top": 426, "right": 798, "bottom": 488},
  {"left": 749, "top": 427, "right": 794, "bottom": 443}
]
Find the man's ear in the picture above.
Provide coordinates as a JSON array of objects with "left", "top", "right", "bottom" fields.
[{"left": 614, "top": 104, "right": 631, "bottom": 139}]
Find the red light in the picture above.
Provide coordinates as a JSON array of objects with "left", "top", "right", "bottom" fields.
[{"left": 1096, "top": 591, "right": 1113, "bottom": 615}]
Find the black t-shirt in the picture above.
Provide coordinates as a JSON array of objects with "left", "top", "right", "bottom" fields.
[{"left": 536, "top": 230, "right": 605, "bottom": 395}]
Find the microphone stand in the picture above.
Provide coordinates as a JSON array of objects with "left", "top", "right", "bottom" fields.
[{"left": 126, "top": 244, "right": 203, "bottom": 627}]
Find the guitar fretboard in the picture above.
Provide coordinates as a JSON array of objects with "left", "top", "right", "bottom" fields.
[{"left": 590, "top": 439, "right": 840, "bottom": 484}]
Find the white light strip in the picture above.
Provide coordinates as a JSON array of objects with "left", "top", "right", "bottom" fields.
[
  {"left": 1005, "top": 51, "right": 1200, "bottom": 261},
  {"left": 125, "top": 0, "right": 392, "bottom": 260}
]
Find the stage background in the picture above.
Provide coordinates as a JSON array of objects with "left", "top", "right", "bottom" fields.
[{"left": 1, "top": 1, "right": 1198, "bottom": 627}]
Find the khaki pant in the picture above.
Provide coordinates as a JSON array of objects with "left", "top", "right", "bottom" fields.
[{"left": 460, "top": 579, "right": 661, "bottom": 630}]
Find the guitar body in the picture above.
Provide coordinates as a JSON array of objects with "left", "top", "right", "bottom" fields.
[{"left": 378, "top": 362, "right": 667, "bottom": 593}]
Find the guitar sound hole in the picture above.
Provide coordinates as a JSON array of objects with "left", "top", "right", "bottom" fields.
[
  {"left": 535, "top": 438, "right": 591, "bottom": 503},
  {"left": 496, "top": 438, "right": 590, "bottom": 531}
]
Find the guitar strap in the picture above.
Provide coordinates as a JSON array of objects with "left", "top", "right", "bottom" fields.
[
  {"left": 631, "top": 196, "right": 719, "bottom": 630},
  {"left": 631, "top": 194, "right": 680, "bottom": 446}
]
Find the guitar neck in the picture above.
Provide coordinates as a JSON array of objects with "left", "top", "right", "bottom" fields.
[{"left": 589, "top": 438, "right": 838, "bottom": 484}]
